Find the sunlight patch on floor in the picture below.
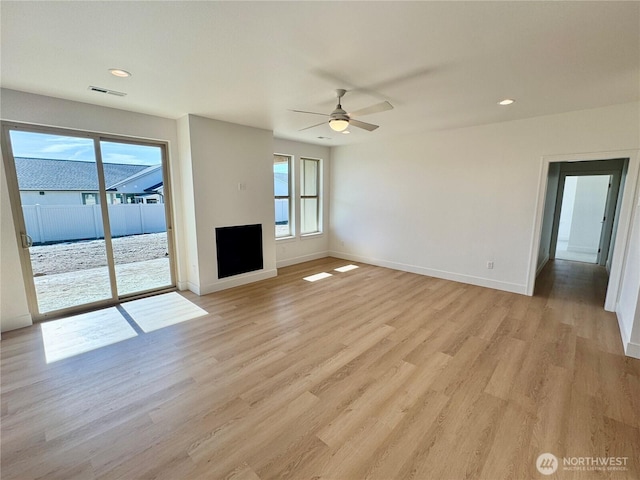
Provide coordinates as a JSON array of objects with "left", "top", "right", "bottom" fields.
[
  {"left": 303, "top": 272, "right": 333, "bottom": 282},
  {"left": 121, "top": 292, "right": 207, "bottom": 333},
  {"left": 334, "top": 264, "right": 359, "bottom": 273},
  {"left": 41, "top": 307, "right": 137, "bottom": 363}
]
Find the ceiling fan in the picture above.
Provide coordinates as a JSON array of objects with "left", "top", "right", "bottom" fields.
[{"left": 292, "top": 89, "right": 393, "bottom": 133}]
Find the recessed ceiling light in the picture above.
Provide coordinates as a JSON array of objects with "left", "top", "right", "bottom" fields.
[
  {"left": 342, "top": 130, "right": 351, "bottom": 135},
  {"left": 498, "top": 99, "right": 515, "bottom": 106},
  {"left": 109, "top": 68, "right": 132, "bottom": 78}
]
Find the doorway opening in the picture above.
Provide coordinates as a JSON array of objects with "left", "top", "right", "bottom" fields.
[
  {"left": 555, "top": 174, "right": 613, "bottom": 264},
  {"left": 532, "top": 156, "right": 635, "bottom": 311},
  {"left": 1, "top": 123, "right": 176, "bottom": 321}
]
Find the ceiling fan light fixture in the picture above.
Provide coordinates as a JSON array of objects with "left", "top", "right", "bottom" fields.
[{"left": 329, "top": 119, "right": 349, "bottom": 132}]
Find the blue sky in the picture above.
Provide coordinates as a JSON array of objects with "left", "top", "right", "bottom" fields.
[
  {"left": 273, "top": 163, "right": 288, "bottom": 174},
  {"left": 9, "top": 131, "right": 161, "bottom": 166}
]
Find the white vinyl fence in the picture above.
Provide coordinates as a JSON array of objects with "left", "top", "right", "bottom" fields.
[
  {"left": 275, "top": 198, "right": 288, "bottom": 224},
  {"left": 23, "top": 204, "right": 167, "bottom": 244}
]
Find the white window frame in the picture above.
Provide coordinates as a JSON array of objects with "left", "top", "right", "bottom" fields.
[
  {"left": 300, "top": 157, "right": 322, "bottom": 236},
  {"left": 274, "top": 154, "right": 293, "bottom": 238}
]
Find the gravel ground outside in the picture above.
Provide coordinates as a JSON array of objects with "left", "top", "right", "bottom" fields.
[
  {"left": 35, "top": 258, "right": 172, "bottom": 313},
  {"left": 30, "top": 232, "right": 168, "bottom": 276},
  {"left": 26, "top": 233, "right": 172, "bottom": 313}
]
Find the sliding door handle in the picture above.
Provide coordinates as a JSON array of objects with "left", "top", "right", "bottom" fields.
[{"left": 21, "top": 233, "right": 33, "bottom": 248}]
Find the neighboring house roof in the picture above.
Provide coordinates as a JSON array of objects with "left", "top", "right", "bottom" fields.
[
  {"left": 107, "top": 165, "right": 162, "bottom": 191},
  {"left": 144, "top": 182, "right": 163, "bottom": 193},
  {"left": 15, "top": 157, "right": 151, "bottom": 191}
]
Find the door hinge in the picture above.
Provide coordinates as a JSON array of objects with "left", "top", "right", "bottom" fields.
[{"left": 598, "top": 248, "right": 601, "bottom": 253}]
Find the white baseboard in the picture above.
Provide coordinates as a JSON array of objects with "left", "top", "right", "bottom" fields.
[
  {"left": 536, "top": 254, "right": 550, "bottom": 276},
  {"left": 186, "top": 281, "right": 201, "bottom": 295},
  {"left": 329, "top": 251, "right": 527, "bottom": 295},
  {"left": 199, "top": 268, "right": 278, "bottom": 295},
  {"left": 626, "top": 342, "right": 640, "bottom": 360},
  {"left": 615, "top": 303, "right": 640, "bottom": 359},
  {"left": 1, "top": 313, "right": 33, "bottom": 333},
  {"left": 616, "top": 304, "right": 631, "bottom": 345},
  {"left": 276, "top": 251, "right": 329, "bottom": 268}
]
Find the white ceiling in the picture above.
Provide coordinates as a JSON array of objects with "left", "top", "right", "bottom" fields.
[{"left": 2, "top": 1, "right": 638, "bottom": 146}]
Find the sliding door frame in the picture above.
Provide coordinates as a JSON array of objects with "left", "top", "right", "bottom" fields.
[{"left": 1, "top": 121, "right": 177, "bottom": 322}]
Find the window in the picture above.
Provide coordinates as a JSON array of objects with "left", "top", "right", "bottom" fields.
[
  {"left": 274, "top": 154, "right": 292, "bottom": 237},
  {"left": 109, "top": 193, "right": 136, "bottom": 204},
  {"left": 82, "top": 192, "right": 99, "bottom": 205},
  {"left": 301, "top": 158, "right": 320, "bottom": 234}
]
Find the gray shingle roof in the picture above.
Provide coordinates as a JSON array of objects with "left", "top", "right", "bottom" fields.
[{"left": 15, "top": 157, "right": 150, "bottom": 191}]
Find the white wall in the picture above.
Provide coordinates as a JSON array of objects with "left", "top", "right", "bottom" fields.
[
  {"left": 0, "top": 88, "right": 185, "bottom": 331},
  {"left": 179, "top": 115, "right": 276, "bottom": 294},
  {"left": 557, "top": 176, "right": 576, "bottom": 242},
  {"left": 330, "top": 102, "right": 640, "bottom": 296},
  {"left": 617, "top": 181, "right": 640, "bottom": 358},
  {"left": 537, "top": 162, "right": 560, "bottom": 272},
  {"left": 0, "top": 153, "right": 32, "bottom": 331},
  {"left": 176, "top": 116, "right": 200, "bottom": 292},
  {"left": 273, "top": 138, "right": 331, "bottom": 268},
  {"left": 567, "top": 175, "right": 610, "bottom": 253}
]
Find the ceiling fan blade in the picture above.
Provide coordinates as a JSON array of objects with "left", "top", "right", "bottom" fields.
[
  {"left": 349, "top": 119, "right": 379, "bottom": 131},
  {"left": 350, "top": 101, "right": 394, "bottom": 118},
  {"left": 290, "top": 109, "right": 330, "bottom": 117},
  {"left": 299, "top": 121, "right": 327, "bottom": 132}
]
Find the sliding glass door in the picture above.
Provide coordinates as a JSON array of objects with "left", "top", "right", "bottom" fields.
[
  {"left": 100, "top": 140, "right": 172, "bottom": 296},
  {"left": 2, "top": 124, "right": 175, "bottom": 320},
  {"left": 7, "top": 130, "right": 113, "bottom": 314}
]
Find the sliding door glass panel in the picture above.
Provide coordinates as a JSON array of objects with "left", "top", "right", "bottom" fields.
[
  {"left": 99, "top": 140, "right": 172, "bottom": 296},
  {"left": 9, "top": 130, "right": 112, "bottom": 313}
]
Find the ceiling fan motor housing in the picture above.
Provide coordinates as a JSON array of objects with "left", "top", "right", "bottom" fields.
[{"left": 331, "top": 107, "right": 349, "bottom": 122}]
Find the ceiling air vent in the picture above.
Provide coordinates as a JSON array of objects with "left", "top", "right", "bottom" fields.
[{"left": 88, "top": 86, "right": 127, "bottom": 97}]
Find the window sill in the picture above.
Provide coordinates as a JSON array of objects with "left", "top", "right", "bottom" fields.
[
  {"left": 276, "top": 235, "right": 296, "bottom": 243},
  {"left": 300, "top": 232, "right": 324, "bottom": 240}
]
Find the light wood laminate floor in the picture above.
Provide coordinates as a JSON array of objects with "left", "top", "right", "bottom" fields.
[{"left": 2, "top": 258, "right": 639, "bottom": 479}]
